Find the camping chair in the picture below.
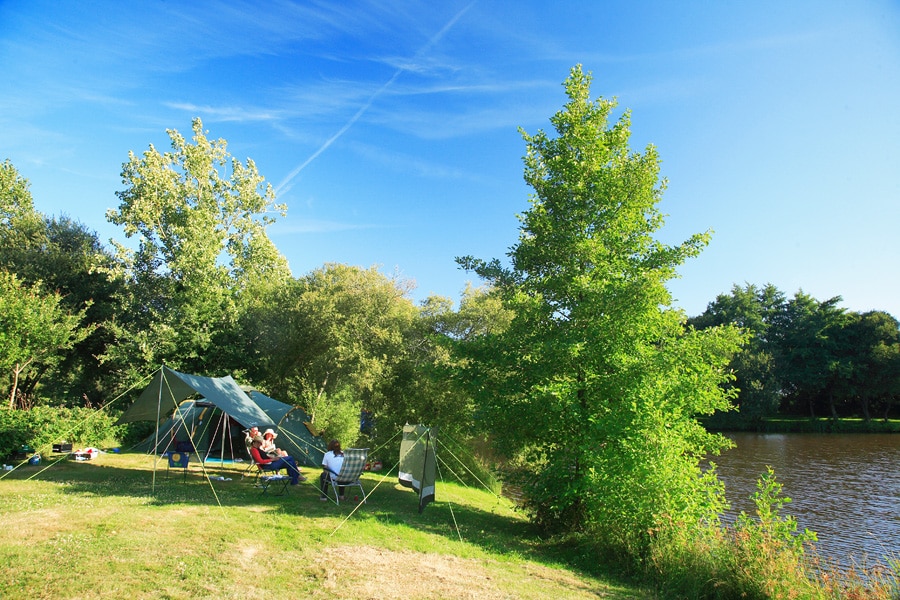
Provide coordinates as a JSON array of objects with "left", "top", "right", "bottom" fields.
[
  {"left": 240, "top": 430, "right": 258, "bottom": 479},
  {"left": 324, "top": 448, "right": 368, "bottom": 505},
  {"left": 166, "top": 450, "right": 190, "bottom": 482}
]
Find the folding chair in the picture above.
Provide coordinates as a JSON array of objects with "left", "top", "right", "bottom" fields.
[
  {"left": 240, "top": 431, "right": 258, "bottom": 479},
  {"left": 166, "top": 450, "right": 190, "bottom": 482},
  {"left": 325, "top": 448, "right": 368, "bottom": 505}
]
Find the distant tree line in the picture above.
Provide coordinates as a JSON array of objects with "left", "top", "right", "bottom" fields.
[{"left": 689, "top": 283, "right": 900, "bottom": 424}]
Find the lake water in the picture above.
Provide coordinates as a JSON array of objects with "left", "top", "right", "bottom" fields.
[{"left": 712, "top": 432, "right": 900, "bottom": 568}]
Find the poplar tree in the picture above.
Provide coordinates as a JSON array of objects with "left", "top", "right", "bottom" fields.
[
  {"left": 106, "top": 118, "right": 289, "bottom": 377},
  {"left": 457, "top": 66, "right": 743, "bottom": 558}
]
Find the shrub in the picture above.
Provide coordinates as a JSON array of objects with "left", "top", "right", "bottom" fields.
[
  {"left": 647, "top": 467, "right": 821, "bottom": 599},
  {"left": 0, "top": 406, "right": 123, "bottom": 459}
]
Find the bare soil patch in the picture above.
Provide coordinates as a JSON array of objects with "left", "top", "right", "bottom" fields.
[{"left": 311, "top": 545, "right": 616, "bottom": 599}]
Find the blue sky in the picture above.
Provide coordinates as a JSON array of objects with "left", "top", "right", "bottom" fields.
[{"left": 1, "top": 1, "right": 898, "bottom": 317}]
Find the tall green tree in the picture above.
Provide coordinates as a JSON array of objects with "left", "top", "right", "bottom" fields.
[
  {"left": 0, "top": 272, "right": 91, "bottom": 409},
  {"left": 0, "top": 161, "right": 120, "bottom": 405},
  {"left": 457, "top": 66, "right": 743, "bottom": 558},
  {"left": 835, "top": 310, "right": 900, "bottom": 420},
  {"left": 1, "top": 217, "right": 123, "bottom": 406},
  {"left": 398, "top": 285, "right": 514, "bottom": 439},
  {"left": 105, "top": 118, "right": 290, "bottom": 379},
  {"left": 238, "top": 263, "right": 419, "bottom": 444},
  {"left": 0, "top": 159, "right": 43, "bottom": 237},
  {"left": 778, "top": 292, "right": 847, "bottom": 417}
]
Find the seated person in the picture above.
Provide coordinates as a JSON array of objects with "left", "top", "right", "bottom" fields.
[
  {"left": 244, "top": 426, "right": 261, "bottom": 458},
  {"left": 245, "top": 426, "right": 260, "bottom": 447},
  {"left": 261, "top": 428, "right": 288, "bottom": 457},
  {"left": 249, "top": 436, "right": 306, "bottom": 485},
  {"left": 319, "top": 439, "right": 346, "bottom": 501}
]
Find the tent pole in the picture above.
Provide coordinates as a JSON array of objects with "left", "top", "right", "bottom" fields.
[
  {"left": 219, "top": 412, "right": 226, "bottom": 463},
  {"left": 227, "top": 415, "right": 236, "bottom": 463},
  {"left": 152, "top": 366, "right": 164, "bottom": 493},
  {"left": 420, "top": 428, "right": 430, "bottom": 511},
  {"left": 203, "top": 410, "right": 215, "bottom": 463}
]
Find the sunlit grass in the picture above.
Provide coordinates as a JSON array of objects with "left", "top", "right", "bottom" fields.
[{"left": 0, "top": 452, "right": 646, "bottom": 600}]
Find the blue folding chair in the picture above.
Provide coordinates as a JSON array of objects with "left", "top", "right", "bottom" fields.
[{"left": 166, "top": 450, "right": 190, "bottom": 482}]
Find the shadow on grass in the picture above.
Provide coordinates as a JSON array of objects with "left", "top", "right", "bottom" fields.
[{"left": 4, "top": 453, "right": 638, "bottom": 591}]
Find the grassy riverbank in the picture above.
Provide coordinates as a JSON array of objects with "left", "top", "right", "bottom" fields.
[
  {"left": 707, "top": 415, "right": 900, "bottom": 434},
  {"left": 0, "top": 452, "right": 647, "bottom": 600}
]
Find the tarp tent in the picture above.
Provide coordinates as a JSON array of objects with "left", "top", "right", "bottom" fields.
[
  {"left": 245, "top": 390, "right": 325, "bottom": 467},
  {"left": 399, "top": 424, "right": 436, "bottom": 513},
  {"left": 120, "top": 367, "right": 272, "bottom": 427},
  {"left": 120, "top": 367, "right": 276, "bottom": 459},
  {"left": 120, "top": 367, "right": 325, "bottom": 466}
]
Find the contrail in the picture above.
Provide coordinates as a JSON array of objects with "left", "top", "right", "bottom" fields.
[{"left": 275, "top": 2, "right": 475, "bottom": 196}]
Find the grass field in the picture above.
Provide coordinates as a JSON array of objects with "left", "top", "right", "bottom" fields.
[{"left": 0, "top": 452, "right": 647, "bottom": 599}]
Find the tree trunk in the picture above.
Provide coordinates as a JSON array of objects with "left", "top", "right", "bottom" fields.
[
  {"left": 828, "top": 391, "right": 838, "bottom": 419},
  {"left": 8, "top": 362, "right": 20, "bottom": 409}
]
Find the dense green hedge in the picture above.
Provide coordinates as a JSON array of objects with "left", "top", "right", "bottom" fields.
[{"left": 0, "top": 407, "right": 123, "bottom": 459}]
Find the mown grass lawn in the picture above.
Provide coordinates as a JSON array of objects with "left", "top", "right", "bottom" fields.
[{"left": 0, "top": 452, "right": 648, "bottom": 599}]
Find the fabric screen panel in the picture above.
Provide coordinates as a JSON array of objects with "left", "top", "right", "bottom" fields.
[{"left": 398, "top": 424, "right": 436, "bottom": 513}]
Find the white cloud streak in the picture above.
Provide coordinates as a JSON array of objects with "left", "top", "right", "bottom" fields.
[{"left": 275, "top": 2, "right": 476, "bottom": 195}]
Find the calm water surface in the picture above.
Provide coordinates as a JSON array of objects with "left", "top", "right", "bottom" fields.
[{"left": 713, "top": 433, "right": 900, "bottom": 567}]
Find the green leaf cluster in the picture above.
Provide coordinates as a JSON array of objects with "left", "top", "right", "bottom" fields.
[
  {"left": 102, "top": 118, "right": 291, "bottom": 378},
  {"left": 0, "top": 272, "right": 91, "bottom": 409}
]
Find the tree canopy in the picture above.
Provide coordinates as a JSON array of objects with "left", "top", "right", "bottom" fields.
[
  {"left": 104, "top": 118, "right": 291, "bottom": 379},
  {"left": 691, "top": 283, "right": 900, "bottom": 423},
  {"left": 457, "top": 65, "right": 743, "bottom": 556},
  {"left": 0, "top": 272, "right": 90, "bottom": 409}
]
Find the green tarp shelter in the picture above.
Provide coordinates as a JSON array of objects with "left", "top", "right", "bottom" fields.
[
  {"left": 120, "top": 366, "right": 324, "bottom": 466},
  {"left": 119, "top": 366, "right": 275, "bottom": 460},
  {"left": 398, "top": 424, "right": 436, "bottom": 513},
  {"left": 120, "top": 367, "right": 271, "bottom": 427},
  {"left": 129, "top": 398, "right": 251, "bottom": 460}
]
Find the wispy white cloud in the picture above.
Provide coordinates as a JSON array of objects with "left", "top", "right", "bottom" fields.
[
  {"left": 345, "top": 141, "right": 482, "bottom": 181},
  {"left": 274, "top": 79, "right": 383, "bottom": 119},
  {"left": 163, "top": 102, "right": 283, "bottom": 124},
  {"left": 274, "top": 2, "right": 476, "bottom": 194}
]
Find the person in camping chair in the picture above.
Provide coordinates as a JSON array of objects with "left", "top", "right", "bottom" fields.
[
  {"left": 244, "top": 426, "right": 260, "bottom": 449},
  {"left": 261, "top": 428, "right": 288, "bottom": 458},
  {"left": 249, "top": 436, "right": 306, "bottom": 485},
  {"left": 319, "top": 439, "right": 345, "bottom": 501}
]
